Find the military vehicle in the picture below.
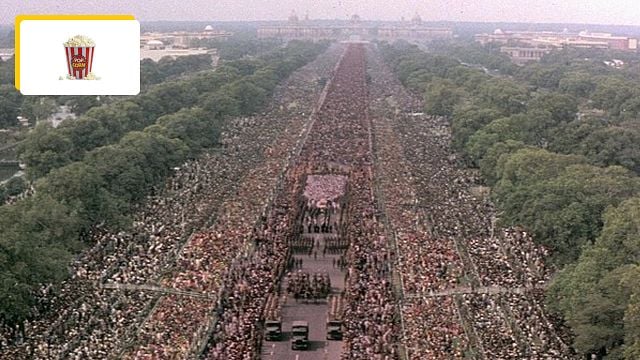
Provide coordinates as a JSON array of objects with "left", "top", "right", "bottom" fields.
[
  {"left": 291, "top": 320, "right": 309, "bottom": 350},
  {"left": 264, "top": 293, "right": 283, "bottom": 341},
  {"left": 264, "top": 319, "right": 282, "bottom": 341},
  {"left": 326, "top": 294, "right": 344, "bottom": 340}
]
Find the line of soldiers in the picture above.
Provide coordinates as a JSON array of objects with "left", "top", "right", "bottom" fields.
[
  {"left": 290, "top": 237, "right": 315, "bottom": 254},
  {"left": 325, "top": 237, "right": 349, "bottom": 254},
  {"left": 286, "top": 271, "right": 332, "bottom": 300}
]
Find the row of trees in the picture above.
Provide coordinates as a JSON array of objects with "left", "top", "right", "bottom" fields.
[
  {"left": 190, "top": 35, "right": 282, "bottom": 62},
  {"left": 0, "top": 51, "right": 216, "bottom": 129},
  {"left": 1, "top": 34, "right": 285, "bottom": 129},
  {"left": 16, "top": 39, "right": 319, "bottom": 180},
  {"left": 0, "top": 84, "right": 21, "bottom": 128},
  {"left": 0, "top": 55, "right": 20, "bottom": 128},
  {"left": 381, "top": 41, "right": 640, "bottom": 358},
  {"left": 0, "top": 40, "right": 328, "bottom": 324},
  {"left": 0, "top": 56, "right": 14, "bottom": 85},
  {"left": 141, "top": 54, "right": 214, "bottom": 88}
]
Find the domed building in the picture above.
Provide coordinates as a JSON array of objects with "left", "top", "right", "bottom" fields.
[
  {"left": 146, "top": 40, "right": 165, "bottom": 50},
  {"left": 257, "top": 12, "right": 453, "bottom": 42}
]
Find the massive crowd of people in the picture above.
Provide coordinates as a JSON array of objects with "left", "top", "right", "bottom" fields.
[
  {"left": 0, "top": 43, "right": 343, "bottom": 359},
  {"left": 0, "top": 41, "right": 578, "bottom": 360},
  {"left": 0, "top": 148, "right": 247, "bottom": 359},
  {"left": 403, "top": 296, "right": 467, "bottom": 359},
  {"left": 202, "top": 109, "right": 321, "bottom": 358},
  {"left": 304, "top": 44, "right": 400, "bottom": 360},
  {"left": 206, "top": 43, "right": 401, "bottom": 360},
  {"left": 366, "top": 46, "right": 574, "bottom": 359},
  {"left": 365, "top": 47, "right": 469, "bottom": 359},
  {"left": 303, "top": 175, "right": 347, "bottom": 203},
  {"left": 127, "top": 44, "right": 344, "bottom": 359}
]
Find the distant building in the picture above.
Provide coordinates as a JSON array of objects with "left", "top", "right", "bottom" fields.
[
  {"left": 0, "top": 48, "right": 14, "bottom": 61},
  {"left": 139, "top": 25, "right": 228, "bottom": 65},
  {"left": 500, "top": 46, "right": 553, "bottom": 65},
  {"left": 16, "top": 116, "right": 29, "bottom": 127},
  {"left": 258, "top": 12, "right": 452, "bottom": 42},
  {"left": 140, "top": 42, "right": 219, "bottom": 65},
  {"left": 475, "top": 29, "right": 638, "bottom": 52},
  {"left": 146, "top": 40, "right": 165, "bottom": 50},
  {"left": 577, "top": 31, "right": 635, "bottom": 50},
  {"left": 376, "top": 26, "right": 453, "bottom": 41},
  {"left": 140, "top": 25, "right": 232, "bottom": 49}
]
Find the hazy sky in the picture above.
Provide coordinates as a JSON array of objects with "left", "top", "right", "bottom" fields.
[{"left": 3, "top": 0, "right": 640, "bottom": 26}]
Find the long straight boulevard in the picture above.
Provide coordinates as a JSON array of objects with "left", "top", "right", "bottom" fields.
[
  {"left": 0, "top": 42, "right": 576, "bottom": 360},
  {"left": 257, "top": 43, "right": 398, "bottom": 359}
]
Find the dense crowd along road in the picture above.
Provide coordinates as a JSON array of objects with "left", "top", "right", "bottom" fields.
[
  {"left": 366, "top": 46, "right": 574, "bottom": 359},
  {"left": 0, "top": 42, "right": 577, "bottom": 359},
  {"left": 0, "top": 42, "right": 342, "bottom": 360}
]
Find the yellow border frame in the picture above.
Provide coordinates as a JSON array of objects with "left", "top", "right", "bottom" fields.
[{"left": 14, "top": 14, "right": 135, "bottom": 90}]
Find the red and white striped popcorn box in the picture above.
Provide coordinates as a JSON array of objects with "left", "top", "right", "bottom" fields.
[{"left": 64, "top": 46, "right": 95, "bottom": 79}]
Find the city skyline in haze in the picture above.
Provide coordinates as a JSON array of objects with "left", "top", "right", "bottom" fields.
[{"left": 2, "top": 0, "right": 640, "bottom": 26}]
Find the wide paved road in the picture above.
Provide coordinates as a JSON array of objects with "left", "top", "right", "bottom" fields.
[{"left": 261, "top": 234, "right": 345, "bottom": 360}]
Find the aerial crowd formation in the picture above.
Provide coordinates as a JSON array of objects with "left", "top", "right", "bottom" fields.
[
  {"left": 0, "top": 42, "right": 578, "bottom": 359},
  {"left": 366, "top": 47, "right": 573, "bottom": 359}
]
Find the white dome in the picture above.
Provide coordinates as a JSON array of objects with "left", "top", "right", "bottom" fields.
[
  {"left": 494, "top": 29, "right": 505, "bottom": 35},
  {"left": 204, "top": 25, "right": 214, "bottom": 31}
]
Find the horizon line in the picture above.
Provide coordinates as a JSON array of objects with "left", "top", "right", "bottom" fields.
[{"left": 2, "top": 18, "right": 640, "bottom": 28}]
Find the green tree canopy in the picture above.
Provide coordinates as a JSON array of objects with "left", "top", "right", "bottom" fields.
[
  {"left": 0, "top": 85, "right": 22, "bottom": 128},
  {"left": 549, "top": 197, "right": 640, "bottom": 358},
  {"left": 479, "top": 140, "right": 530, "bottom": 186},
  {"left": 423, "top": 78, "right": 465, "bottom": 117},
  {"left": 495, "top": 156, "right": 639, "bottom": 264},
  {"left": 451, "top": 105, "right": 501, "bottom": 151},
  {"left": 476, "top": 78, "right": 528, "bottom": 116},
  {"left": 577, "top": 126, "right": 640, "bottom": 174},
  {"left": 18, "top": 123, "right": 74, "bottom": 179},
  {"left": 558, "top": 71, "right": 597, "bottom": 98},
  {"left": 36, "top": 162, "right": 126, "bottom": 228},
  {"left": 225, "top": 80, "right": 268, "bottom": 115},
  {"left": 156, "top": 107, "right": 221, "bottom": 154}
]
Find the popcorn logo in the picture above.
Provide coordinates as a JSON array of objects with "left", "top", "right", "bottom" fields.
[
  {"left": 64, "top": 35, "right": 95, "bottom": 79},
  {"left": 71, "top": 55, "right": 87, "bottom": 69}
]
